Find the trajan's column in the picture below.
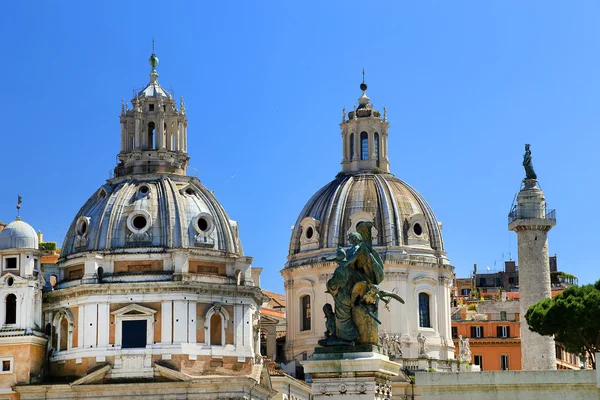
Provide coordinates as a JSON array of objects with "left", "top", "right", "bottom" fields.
[{"left": 508, "top": 144, "right": 557, "bottom": 371}]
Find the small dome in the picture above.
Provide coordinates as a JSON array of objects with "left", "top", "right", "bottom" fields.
[
  {"left": 137, "top": 82, "right": 173, "bottom": 99},
  {"left": 61, "top": 175, "right": 243, "bottom": 259},
  {"left": 288, "top": 172, "right": 444, "bottom": 257},
  {"left": 0, "top": 219, "right": 39, "bottom": 250}
]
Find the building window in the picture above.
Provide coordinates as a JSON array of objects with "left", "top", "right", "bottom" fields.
[
  {"left": 111, "top": 304, "right": 157, "bottom": 349},
  {"left": 360, "top": 132, "right": 368, "bottom": 160},
  {"left": 451, "top": 326, "right": 458, "bottom": 338},
  {"left": 374, "top": 132, "right": 380, "bottom": 164},
  {"left": 350, "top": 133, "right": 354, "bottom": 158},
  {"left": 300, "top": 295, "right": 311, "bottom": 331},
  {"left": 470, "top": 326, "right": 484, "bottom": 338},
  {"left": 4, "top": 257, "right": 17, "bottom": 270},
  {"left": 5, "top": 294, "right": 16, "bottom": 325},
  {"left": 149, "top": 104, "right": 155, "bottom": 112},
  {"left": 418, "top": 293, "right": 431, "bottom": 328},
  {"left": 461, "top": 288, "right": 471, "bottom": 296},
  {"left": 148, "top": 122, "right": 156, "bottom": 149},
  {"left": 122, "top": 320, "right": 147, "bottom": 349},
  {"left": 204, "top": 303, "right": 230, "bottom": 346},
  {"left": 500, "top": 311, "right": 507, "bottom": 321},
  {"left": 500, "top": 355, "right": 509, "bottom": 370},
  {"left": 474, "top": 355, "right": 483, "bottom": 370},
  {"left": 497, "top": 326, "right": 510, "bottom": 338},
  {"left": 0, "top": 358, "right": 13, "bottom": 374}
]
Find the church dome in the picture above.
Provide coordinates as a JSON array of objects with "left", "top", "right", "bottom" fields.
[
  {"left": 60, "top": 175, "right": 243, "bottom": 259},
  {"left": 288, "top": 172, "right": 444, "bottom": 257},
  {"left": 0, "top": 219, "right": 39, "bottom": 250}
]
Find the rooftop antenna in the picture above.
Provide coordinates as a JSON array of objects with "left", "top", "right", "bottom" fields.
[
  {"left": 362, "top": 68, "right": 365, "bottom": 84},
  {"left": 16, "top": 194, "right": 22, "bottom": 220}
]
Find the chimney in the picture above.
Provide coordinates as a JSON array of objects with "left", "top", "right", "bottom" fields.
[
  {"left": 549, "top": 255, "right": 557, "bottom": 272},
  {"left": 37, "top": 230, "right": 43, "bottom": 244}
]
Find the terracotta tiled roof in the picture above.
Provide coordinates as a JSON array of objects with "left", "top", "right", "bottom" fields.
[
  {"left": 262, "top": 290, "right": 286, "bottom": 308},
  {"left": 261, "top": 307, "right": 285, "bottom": 319}
]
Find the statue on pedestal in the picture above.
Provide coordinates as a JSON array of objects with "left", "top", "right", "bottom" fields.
[
  {"left": 319, "top": 221, "right": 405, "bottom": 347},
  {"left": 523, "top": 143, "right": 537, "bottom": 180}
]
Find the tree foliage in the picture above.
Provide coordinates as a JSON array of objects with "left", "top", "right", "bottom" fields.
[{"left": 525, "top": 280, "right": 600, "bottom": 368}]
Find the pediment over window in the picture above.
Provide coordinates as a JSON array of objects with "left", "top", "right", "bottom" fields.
[
  {"left": 413, "top": 275, "right": 438, "bottom": 286},
  {"left": 0, "top": 273, "right": 25, "bottom": 285},
  {"left": 110, "top": 304, "right": 157, "bottom": 317}
]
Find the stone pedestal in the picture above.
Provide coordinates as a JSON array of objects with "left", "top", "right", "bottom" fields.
[{"left": 301, "top": 345, "right": 401, "bottom": 400}]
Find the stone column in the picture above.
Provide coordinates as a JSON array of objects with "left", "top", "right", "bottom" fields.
[{"left": 509, "top": 178, "right": 556, "bottom": 370}]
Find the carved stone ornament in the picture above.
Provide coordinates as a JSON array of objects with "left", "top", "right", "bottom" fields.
[
  {"left": 357, "top": 382, "right": 367, "bottom": 393},
  {"left": 318, "top": 384, "right": 328, "bottom": 394},
  {"left": 338, "top": 384, "right": 347, "bottom": 394}
]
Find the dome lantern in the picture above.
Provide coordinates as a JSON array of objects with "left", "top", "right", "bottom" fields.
[
  {"left": 341, "top": 80, "right": 390, "bottom": 173},
  {"left": 115, "top": 51, "right": 189, "bottom": 178}
]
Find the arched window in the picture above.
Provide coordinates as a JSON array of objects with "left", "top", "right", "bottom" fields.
[
  {"left": 210, "top": 313, "right": 222, "bottom": 346},
  {"left": 59, "top": 317, "right": 69, "bottom": 351},
  {"left": 204, "top": 303, "right": 230, "bottom": 346},
  {"left": 350, "top": 133, "right": 355, "bottom": 159},
  {"left": 147, "top": 122, "right": 156, "bottom": 149},
  {"left": 130, "top": 135, "right": 135, "bottom": 151},
  {"left": 419, "top": 292, "right": 431, "bottom": 328},
  {"left": 300, "top": 295, "right": 311, "bottom": 331},
  {"left": 173, "top": 134, "right": 178, "bottom": 151},
  {"left": 5, "top": 294, "right": 16, "bottom": 325},
  {"left": 374, "top": 132, "right": 380, "bottom": 166},
  {"left": 360, "top": 131, "right": 368, "bottom": 160}
]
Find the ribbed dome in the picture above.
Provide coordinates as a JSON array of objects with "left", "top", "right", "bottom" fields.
[
  {"left": 0, "top": 220, "right": 39, "bottom": 250},
  {"left": 61, "top": 175, "right": 243, "bottom": 259},
  {"left": 288, "top": 172, "right": 444, "bottom": 256}
]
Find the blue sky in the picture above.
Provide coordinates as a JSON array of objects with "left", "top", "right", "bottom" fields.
[{"left": 0, "top": 1, "right": 598, "bottom": 293}]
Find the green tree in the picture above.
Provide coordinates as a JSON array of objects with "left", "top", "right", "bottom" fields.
[{"left": 525, "top": 280, "right": 600, "bottom": 368}]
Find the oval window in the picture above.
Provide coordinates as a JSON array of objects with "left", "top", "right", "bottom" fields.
[
  {"left": 186, "top": 188, "right": 195, "bottom": 196},
  {"left": 306, "top": 226, "right": 314, "bottom": 239},
  {"left": 197, "top": 217, "right": 209, "bottom": 232},
  {"left": 6, "top": 277, "right": 14, "bottom": 287},
  {"left": 139, "top": 185, "right": 149, "bottom": 195},
  {"left": 413, "top": 223, "right": 423, "bottom": 236},
  {"left": 78, "top": 220, "right": 88, "bottom": 235},
  {"left": 133, "top": 215, "right": 147, "bottom": 230}
]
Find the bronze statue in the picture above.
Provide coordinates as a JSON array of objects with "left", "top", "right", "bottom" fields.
[
  {"left": 523, "top": 143, "right": 537, "bottom": 180},
  {"left": 320, "top": 221, "right": 404, "bottom": 347}
]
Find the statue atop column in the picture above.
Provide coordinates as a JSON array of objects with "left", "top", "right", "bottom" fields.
[
  {"left": 523, "top": 143, "right": 537, "bottom": 180},
  {"left": 319, "top": 221, "right": 404, "bottom": 347}
]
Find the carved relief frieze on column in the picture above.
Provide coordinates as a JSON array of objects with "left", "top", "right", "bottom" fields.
[
  {"left": 283, "top": 279, "right": 294, "bottom": 289},
  {"left": 318, "top": 273, "right": 331, "bottom": 284}
]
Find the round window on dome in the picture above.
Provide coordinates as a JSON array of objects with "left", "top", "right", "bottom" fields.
[
  {"left": 192, "top": 213, "right": 214, "bottom": 236},
  {"left": 413, "top": 223, "right": 423, "bottom": 236},
  {"left": 76, "top": 217, "right": 90, "bottom": 236},
  {"left": 138, "top": 185, "right": 151, "bottom": 196},
  {"left": 185, "top": 188, "right": 195, "bottom": 196},
  {"left": 197, "top": 217, "right": 209, "bottom": 232},
  {"left": 133, "top": 216, "right": 147, "bottom": 230},
  {"left": 126, "top": 211, "right": 152, "bottom": 234},
  {"left": 306, "top": 226, "right": 314, "bottom": 240}
]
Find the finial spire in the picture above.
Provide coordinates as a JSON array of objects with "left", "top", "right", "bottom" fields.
[
  {"left": 16, "top": 194, "right": 22, "bottom": 220},
  {"left": 362, "top": 68, "right": 365, "bottom": 84},
  {"left": 148, "top": 40, "right": 159, "bottom": 84}
]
